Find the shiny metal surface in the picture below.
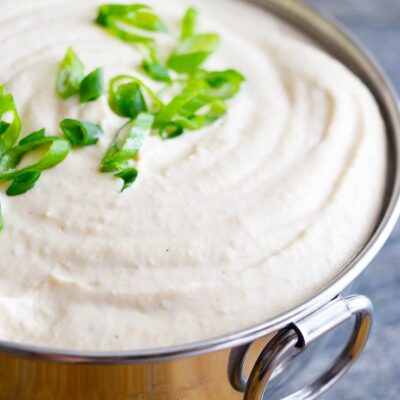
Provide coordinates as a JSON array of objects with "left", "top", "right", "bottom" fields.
[
  {"left": 0, "top": 0, "right": 399, "bottom": 399},
  {"left": 0, "top": 347, "right": 247, "bottom": 400},
  {"left": 294, "top": 295, "right": 373, "bottom": 347},
  {"left": 243, "top": 296, "right": 374, "bottom": 399}
]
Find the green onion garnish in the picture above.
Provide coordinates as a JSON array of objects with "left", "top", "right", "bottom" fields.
[
  {"left": 101, "top": 112, "right": 154, "bottom": 174},
  {"left": 0, "top": 134, "right": 70, "bottom": 181},
  {"left": 0, "top": 86, "right": 22, "bottom": 156},
  {"left": 0, "top": 87, "right": 74, "bottom": 226},
  {"left": 0, "top": 121, "right": 10, "bottom": 135},
  {"left": 56, "top": 47, "right": 85, "bottom": 99},
  {"left": 195, "top": 69, "right": 245, "bottom": 100},
  {"left": 143, "top": 60, "right": 171, "bottom": 83},
  {"left": 141, "top": 44, "right": 172, "bottom": 83},
  {"left": 0, "top": 4, "right": 246, "bottom": 230},
  {"left": 167, "top": 34, "right": 220, "bottom": 73},
  {"left": 109, "top": 77, "right": 146, "bottom": 118},
  {"left": 96, "top": 4, "right": 166, "bottom": 44},
  {"left": 80, "top": 68, "right": 105, "bottom": 103},
  {"left": 19, "top": 129, "right": 46, "bottom": 145},
  {"left": 60, "top": 119, "right": 103, "bottom": 147},
  {"left": 115, "top": 167, "right": 138, "bottom": 192},
  {"left": 181, "top": 7, "right": 198, "bottom": 40},
  {"left": 6, "top": 171, "right": 42, "bottom": 197},
  {"left": 154, "top": 82, "right": 228, "bottom": 140},
  {"left": 109, "top": 75, "right": 161, "bottom": 118}
]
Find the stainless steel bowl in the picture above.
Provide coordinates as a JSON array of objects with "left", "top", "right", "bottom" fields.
[{"left": 0, "top": 1, "right": 399, "bottom": 399}]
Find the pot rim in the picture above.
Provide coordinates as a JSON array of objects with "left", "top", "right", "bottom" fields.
[{"left": 1, "top": 0, "right": 399, "bottom": 364}]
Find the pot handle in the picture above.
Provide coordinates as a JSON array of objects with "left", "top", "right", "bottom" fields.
[{"left": 243, "top": 295, "right": 374, "bottom": 399}]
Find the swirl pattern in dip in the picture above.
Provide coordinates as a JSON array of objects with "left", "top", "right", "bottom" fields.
[{"left": 0, "top": 0, "right": 386, "bottom": 350}]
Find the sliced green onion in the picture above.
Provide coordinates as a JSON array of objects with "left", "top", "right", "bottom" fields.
[
  {"left": 60, "top": 119, "right": 103, "bottom": 147},
  {"left": 155, "top": 82, "right": 227, "bottom": 139},
  {"left": 141, "top": 45, "right": 171, "bottom": 83},
  {"left": 115, "top": 167, "right": 138, "bottom": 192},
  {"left": 101, "top": 112, "right": 154, "bottom": 173},
  {"left": 167, "top": 34, "right": 220, "bottom": 73},
  {"left": 153, "top": 69, "right": 244, "bottom": 139},
  {"left": 109, "top": 80, "right": 147, "bottom": 119},
  {"left": 155, "top": 82, "right": 204, "bottom": 126},
  {"left": 97, "top": 4, "right": 167, "bottom": 32},
  {"left": 56, "top": 47, "right": 85, "bottom": 99},
  {"left": 158, "top": 124, "right": 184, "bottom": 140},
  {"left": 181, "top": 7, "right": 198, "bottom": 39},
  {"left": 19, "top": 129, "right": 46, "bottom": 145},
  {"left": 96, "top": 4, "right": 166, "bottom": 44},
  {"left": 109, "top": 75, "right": 161, "bottom": 118},
  {"left": 0, "top": 135, "right": 70, "bottom": 180},
  {"left": 0, "top": 85, "right": 22, "bottom": 156},
  {"left": 80, "top": 68, "right": 105, "bottom": 103},
  {"left": 6, "top": 171, "right": 41, "bottom": 197},
  {"left": 195, "top": 69, "right": 245, "bottom": 100},
  {"left": 97, "top": 20, "right": 154, "bottom": 44},
  {"left": 143, "top": 60, "right": 171, "bottom": 83},
  {"left": 175, "top": 99, "right": 227, "bottom": 128},
  {"left": 0, "top": 121, "right": 10, "bottom": 135},
  {"left": 158, "top": 100, "right": 227, "bottom": 140}
]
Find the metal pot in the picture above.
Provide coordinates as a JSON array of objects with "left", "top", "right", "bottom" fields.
[{"left": 1, "top": 1, "right": 399, "bottom": 399}]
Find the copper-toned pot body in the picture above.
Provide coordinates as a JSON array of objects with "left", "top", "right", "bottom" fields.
[{"left": 0, "top": 338, "right": 269, "bottom": 400}]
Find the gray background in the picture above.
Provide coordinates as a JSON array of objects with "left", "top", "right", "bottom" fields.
[{"left": 305, "top": 1, "right": 400, "bottom": 399}]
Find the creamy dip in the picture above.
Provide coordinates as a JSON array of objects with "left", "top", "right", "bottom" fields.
[{"left": 0, "top": 0, "right": 386, "bottom": 350}]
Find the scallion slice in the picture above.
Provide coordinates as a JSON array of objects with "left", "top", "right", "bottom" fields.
[
  {"left": 19, "top": 129, "right": 46, "bottom": 145},
  {"left": 56, "top": 47, "right": 85, "bottom": 99},
  {"left": 195, "top": 69, "right": 245, "bottom": 100},
  {"left": 96, "top": 4, "right": 167, "bottom": 44},
  {"left": 115, "top": 167, "right": 138, "bottom": 192},
  {"left": 101, "top": 112, "right": 154, "bottom": 174},
  {"left": 167, "top": 34, "right": 220, "bottom": 73},
  {"left": 181, "top": 7, "right": 198, "bottom": 40},
  {"left": 6, "top": 171, "right": 41, "bottom": 197},
  {"left": 155, "top": 82, "right": 228, "bottom": 140},
  {"left": 80, "top": 68, "right": 105, "bottom": 103},
  {"left": 60, "top": 119, "right": 103, "bottom": 147},
  {"left": 109, "top": 75, "right": 161, "bottom": 118},
  {"left": 143, "top": 60, "right": 171, "bottom": 83},
  {"left": 0, "top": 85, "right": 22, "bottom": 156},
  {"left": 0, "top": 135, "right": 70, "bottom": 181},
  {"left": 0, "top": 122, "right": 10, "bottom": 135}
]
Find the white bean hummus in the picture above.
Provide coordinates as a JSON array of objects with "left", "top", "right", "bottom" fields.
[{"left": 0, "top": 0, "right": 386, "bottom": 350}]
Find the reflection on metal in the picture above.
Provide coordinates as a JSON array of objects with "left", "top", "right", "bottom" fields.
[
  {"left": 243, "top": 296, "right": 374, "bottom": 399},
  {"left": 229, "top": 343, "right": 253, "bottom": 392}
]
